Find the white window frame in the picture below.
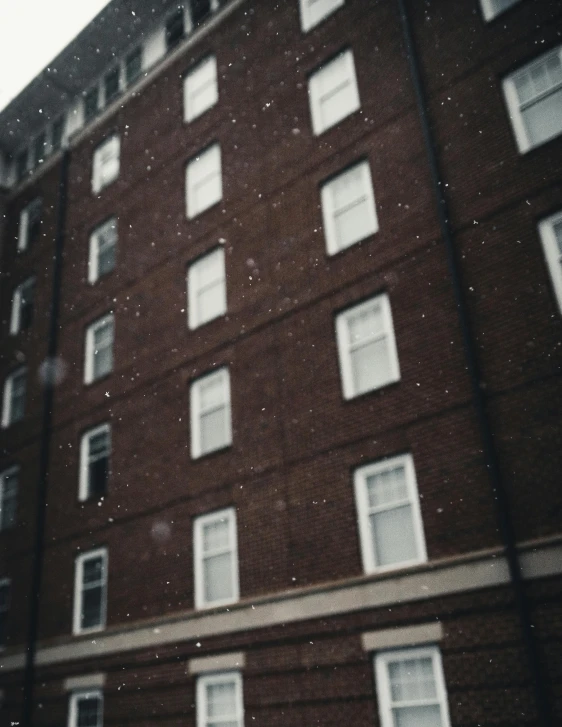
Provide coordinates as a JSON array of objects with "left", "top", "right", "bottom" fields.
[
  {"left": 10, "top": 277, "right": 35, "bottom": 335},
  {"left": 0, "top": 578, "right": 10, "bottom": 649},
  {"left": 84, "top": 314, "right": 115, "bottom": 385},
  {"left": 17, "top": 198, "right": 41, "bottom": 252},
  {"left": 186, "top": 143, "right": 223, "bottom": 219},
  {"left": 190, "top": 367, "right": 232, "bottom": 459},
  {"left": 335, "top": 294, "right": 401, "bottom": 400},
  {"left": 1, "top": 368, "right": 27, "bottom": 429},
  {"left": 88, "top": 218, "right": 117, "bottom": 283},
  {"left": 538, "top": 210, "right": 562, "bottom": 315},
  {"left": 502, "top": 45, "right": 562, "bottom": 153},
  {"left": 196, "top": 671, "right": 244, "bottom": 727},
  {"left": 92, "top": 135, "right": 120, "bottom": 194},
  {"left": 79, "top": 424, "right": 111, "bottom": 502},
  {"left": 194, "top": 507, "right": 239, "bottom": 610},
  {"left": 480, "top": 0, "right": 521, "bottom": 22},
  {"left": 73, "top": 548, "right": 108, "bottom": 635},
  {"left": 321, "top": 160, "right": 378, "bottom": 255},
  {"left": 354, "top": 454, "right": 427, "bottom": 574},
  {"left": 308, "top": 49, "right": 360, "bottom": 135},
  {"left": 375, "top": 646, "right": 451, "bottom": 727},
  {"left": 68, "top": 689, "right": 103, "bottom": 727},
  {"left": 187, "top": 247, "right": 227, "bottom": 329},
  {"left": 184, "top": 55, "right": 219, "bottom": 123},
  {"left": 0, "top": 467, "right": 18, "bottom": 532},
  {"left": 299, "top": 0, "right": 345, "bottom": 32}
]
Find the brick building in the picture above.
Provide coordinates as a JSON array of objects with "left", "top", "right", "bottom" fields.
[{"left": 0, "top": 0, "right": 561, "bottom": 725}]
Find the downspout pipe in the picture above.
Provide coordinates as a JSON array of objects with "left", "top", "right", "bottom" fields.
[
  {"left": 395, "top": 2, "right": 551, "bottom": 725},
  {"left": 22, "top": 149, "right": 70, "bottom": 727}
]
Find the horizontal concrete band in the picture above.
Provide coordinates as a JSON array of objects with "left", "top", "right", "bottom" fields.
[
  {"left": 1, "top": 541, "right": 560, "bottom": 673},
  {"left": 63, "top": 673, "right": 106, "bottom": 691},
  {"left": 188, "top": 652, "right": 246, "bottom": 675},
  {"left": 361, "top": 622, "right": 444, "bottom": 652}
]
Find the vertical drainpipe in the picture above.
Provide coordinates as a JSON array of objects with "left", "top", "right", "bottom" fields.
[
  {"left": 21, "top": 149, "right": 70, "bottom": 727},
  {"left": 395, "top": 1, "right": 551, "bottom": 725}
]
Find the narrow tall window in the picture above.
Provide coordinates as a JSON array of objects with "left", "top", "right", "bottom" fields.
[
  {"left": 196, "top": 672, "right": 244, "bottom": 727},
  {"left": 33, "top": 132, "right": 46, "bottom": 167},
  {"left": 194, "top": 508, "right": 239, "bottom": 609},
  {"left": 299, "top": 0, "right": 344, "bottom": 32},
  {"left": 92, "top": 136, "right": 120, "bottom": 194},
  {"left": 2, "top": 368, "right": 27, "bottom": 428},
  {"left": 89, "top": 219, "right": 117, "bottom": 283},
  {"left": 51, "top": 116, "right": 64, "bottom": 152},
  {"left": 321, "top": 160, "right": 378, "bottom": 254},
  {"left": 17, "top": 198, "right": 42, "bottom": 252},
  {"left": 184, "top": 55, "right": 218, "bottom": 122},
  {"left": 335, "top": 294, "right": 400, "bottom": 399},
  {"left": 68, "top": 690, "right": 103, "bottom": 727},
  {"left": 166, "top": 6, "right": 185, "bottom": 49},
  {"left": 375, "top": 647, "right": 451, "bottom": 727},
  {"left": 188, "top": 248, "right": 226, "bottom": 329},
  {"left": 190, "top": 368, "right": 232, "bottom": 458},
  {"left": 354, "top": 454, "right": 426, "bottom": 573},
  {"left": 186, "top": 144, "right": 222, "bottom": 218},
  {"left": 104, "top": 67, "right": 120, "bottom": 104},
  {"left": 85, "top": 315, "right": 114, "bottom": 384},
  {"left": 84, "top": 86, "right": 99, "bottom": 123},
  {"left": 480, "top": 0, "right": 521, "bottom": 21},
  {"left": 73, "top": 549, "right": 108, "bottom": 634},
  {"left": 15, "top": 150, "right": 28, "bottom": 182},
  {"left": 538, "top": 210, "right": 562, "bottom": 315},
  {"left": 308, "top": 49, "right": 360, "bottom": 135},
  {"left": 0, "top": 579, "right": 10, "bottom": 648},
  {"left": 125, "top": 47, "right": 142, "bottom": 85},
  {"left": 79, "top": 425, "right": 111, "bottom": 501},
  {"left": 503, "top": 45, "right": 562, "bottom": 153},
  {"left": 190, "top": 0, "right": 212, "bottom": 27},
  {"left": 0, "top": 468, "right": 18, "bottom": 531},
  {"left": 10, "top": 277, "right": 36, "bottom": 334}
]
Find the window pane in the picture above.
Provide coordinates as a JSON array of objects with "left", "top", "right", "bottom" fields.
[
  {"left": 81, "top": 586, "right": 103, "bottom": 628},
  {"left": 199, "top": 377, "right": 224, "bottom": 410},
  {"left": 350, "top": 337, "right": 392, "bottom": 394},
  {"left": 198, "top": 282, "right": 226, "bottom": 324},
  {"left": 126, "top": 48, "right": 142, "bottom": 84},
  {"left": 105, "top": 67, "right": 120, "bottom": 102},
  {"left": 206, "top": 681, "right": 237, "bottom": 717},
  {"left": 83, "top": 557, "right": 104, "bottom": 585},
  {"left": 366, "top": 465, "right": 408, "bottom": 508},
  {"left": 88, "top": 458, "right": 108, "bottom": 497},
  {"left": 191, "top": 0, "right": 212, "bottom": 26},
  {"left": 394, "top": 705, "right": 442, "bottom": 727},
  {"left": 200, "top": 407, "right": 228, "bottom": 453},
  {"left": 1, "top": 471, "right": 18, "bottom": 529},
  {"left": 93, "top": 345, "right": 113, "bottom": 379},
  {"left": 389, "top": 657, "right": 437, "bottom": 702},
  {"left": 204, "top": 552, "right": 233, "bottom": 602},
  {"left": 76, "top": 696, "right": 101, "bottom": 727},
  {"left": 98, "top": 244, "right": 116, "bottom": 277},
  {"left": 522, "top": 87, "right": 562, "bottom": 147},
  {"left": 334, "top": 198, "right": 372, "bottom": 248},
  {"left": 203, "top": 518, "right": 230, "bottom": 552},
  {"left": 348, "top": 305, "right": 382, "bottom": 343},
  {"left": 193, "top": 173, "right": 221, "bottom": 213},
  {"left": 371, "top": 505, "right": 417, "bottom": 567}
]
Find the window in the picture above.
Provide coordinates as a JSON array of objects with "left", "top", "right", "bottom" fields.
[
  {"left": 68, "top": 690, "right": 103, "bottom": 727},
  {"left": 79, "top": 425, "right": 111, "bottom": 502},
  {"left": 321, "top": 160, "right": 378, "bottom": 254},
  {"left": 503, "top": 45, "right": 562, "bottom": 153},
  {"left": 2, "top": 368, "right": 26, "bottom": 428},
  {"left": 73, "top": 549, "right": 107, "bottom": 633},
  {"left": 125, "top": 47, "right": 142, "bottom": 85},
  {"left": 308, "top": 49, "right": 360, "bottom": 135},
  {"left": 89, "top": 218, "right": 117, "bottom": 283},
  {"left": 17, "top": 197, "right": 42, "bottom": 252},
  {"left": 92, "top": 135, "right": 120, "bottom": 194},
  {"left": 190, "top": 367, "right": 232, "bottom": 458},
  {"left": 300, "top": 0, "right": 344, "bottom": 32},
  {"left": 10, "top": 277, "right": 36, "bottom": 334},
  {"left": 104, "top": 67, "right": 120, "bottom": 103},
  {"left": 480, "top": 0, "right": 521, "bottom": 21},
  {"left": 15, "top": 150, "right": 28, "bottom": 182},
  {"left": 0, "top": 579, "right": 10, "bottom": 648},
  {"left": 335, "top": 294, "right": 400, "bottom": 399},
  {"left": 194, "top": 508, "right": 239, "bottom": 609},
  {"left": 538, "top": 210, "right": 562, "bottom": 315},
  {"left": 52, "top": 116, "right": 64, "bottom": 152},
  {"left": 188, "top": 248, "right": 226, "bottom": 329},
  {"left": 166, "top": 6, "right": 185, "bottom": 49},
  {"left": 0, "top": 468, "right": 18, "bottom": 531},
  {"left": 84, "top": 86, "right": 99, "bottom": 123},
  {"left": 33, "top": 132, "right": 46, "bottom": 167},
  {"left": 196, "top": 672, "right": 244, "bottom": 727},
  {"left": 184, "top": 55, "right": 218, "bottom": 122},
  {"left": 84, "top": 315, "right": 114, "bottom": 384},
  {"left": 354, "top": 454, "right": 426, "bottom": 573},
  {"left": 190, "top": 0, "right": 212, "bottom": 27},
  {"left": 186, "top": 144, "right": 222, "bottom": 218},
  {"left": 375, "top": 646, "right": 451, "bottom": 727}
]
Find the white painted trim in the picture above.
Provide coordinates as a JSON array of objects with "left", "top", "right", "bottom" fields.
[
  {"left": 300, "top": 0, "right": 345, "bottom": 33},
  {"left": 190, "top": 367, "right": 232, "bottom": 459},
  {"left": 194, "top": 507, "right": 239, "bottom": 610},
  {"left": 91, "top": 135, "right": 120, "bottom": 195},
  {"left": 73, "top": 548, "right": 108, "bottom": 636},
  {"left": 84, "top": 314, "right": 114, "bottom": 385},
  {"left": 189, "top": 651, "right": 245, "bottom": 675},
  {"left": 538, "top": 210, "right": 562, "bottom": 316},
  {"left": 185, "top": 143, "right": 222, "bottom": 219},
  {"left": 361, "top": 622, "right": 444, "bottom": 652},
  {"left": 64, "top": 673, "right": 106, "bottom": 691},
  {"left": 183, "top": 55, "right": 219, "bottom": 123},
  {"left": 79, "top": 424, "right": 111, "bottom": 502},
  {"left": 196, "top": 671, "right": 243, "bottom": 727},
  {"left": 187, "top": 247, "right": 227, "bottom": 330},
  {"left": 308, "top": 49, "right": 360, "bottom": 136}
]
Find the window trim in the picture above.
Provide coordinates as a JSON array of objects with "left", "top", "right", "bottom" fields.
[
  {"left": 79, "top": 424, "right": 111, "bottom": 502},
  {"left": 196, "top": 670, "right": 244, "bottom": 727},
  {"left": 190, "top": 367, "right": 232, "bottom": 459},
  {"left": 299, "top": 0, "right": 345, "bottom": 32},
  {"left": 375, "top": 645, "right": 451, "bottom": 727},
  {"left": 73, "top": 548, "right": 108, "bottom": 635},
  {"left": 538, "top": 210, "right": 562, "bottom": 315},
  {"left": 335, "top": 293, "right": 401, "bottom": 400},
  {"left": 187, "top": 246, "right": 227, "bottom": 329},
  {"left": 10, "top": 276, "right": 35, "bottom": 335},
  {"left": 84, "top": 314, "right": 115, "bottom": 385},
  {"left": 1, "top": 367, "right": 27, "bottom": 429},
  {"left": 194, "top": 507, "right": 239, "bottom": 610},
  {"left": 184, "top": 54, "right": 219, "bottom": 123},
  {"left": 185, "top": 142, "right": 223, "bottom": 219},
  {"left": 92, "top": 135, "right": 121, "bottom": 194},
  {"left": 17, "top": 198, "right": 41, "bottom": 253},
  {"left": 308, "top": 48, "right": 361, "bottom": 136},
  {"left": 354, "top": 453, "right": 427, "bottom": 575},
  {"left": 68, "top": 689, "right": 104, "bottom": 727},
  {"left": 0, "top": 466, "right": 18, "bottom": 532},
  {"left": 88, "top": 218, "right": 118, "bottom": 284}
]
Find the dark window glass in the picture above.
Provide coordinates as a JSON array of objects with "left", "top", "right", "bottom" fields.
[
  {"left": 20, "top": 280, "right": 35, "bottom": 330},
  {"left": 84, "top": 87, "right": 99, "bottom": 122},
  {"left": 166, "top": 6, "right": 184, "bottom": 49},
  {"left": 28, "top": 198, "right": 42, "bottom": 247},
  {"left": 0, "top": 470, "right": 18, "bottom": 530},
  {"left": 190, "top": 0, "right": 211, "bottom": 26},
  {"left": 51, "top": 117, "right": 64, "bottom": 151},
  {"left": 16, "top": 151, "right": 28, "bottom": 181},
  {"left": 104, "top": 67, "right": 120, "bottom": 102},
  {"left": 89, "top": 458, "right": 108, "bottom": 498},
  {"left": 76, "top": 696, "right": 102, "bottom": 727},
  {"left": 0, "top": 582, "right": 10, "bottom": 646},
  {"left": 33, "top": 132, "right": 46, "bottom": 166},
  {"left": 125, "top": 47, "right": 142, "bottom": 85}
]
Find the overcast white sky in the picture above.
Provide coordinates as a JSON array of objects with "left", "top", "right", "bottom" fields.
[{"left": 0, "top": 0, "right": 112, "bottom": 111}]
